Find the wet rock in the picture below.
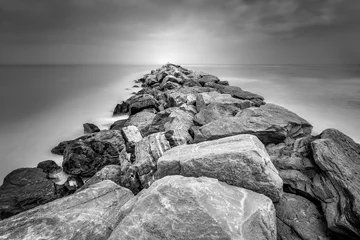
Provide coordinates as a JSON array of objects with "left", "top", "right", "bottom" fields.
[
  {"left": 193, "top": 103, "right": 313, "bottom": 144},
  {"left": 83, "top": 123, "right": 100, "bottom": 134},
  {"left": 0, "top": 168, "right": 59, "bottom": 220},
  {"left": 311, "top": 129, "right": 360, "bottom": 238},
  {"left": 0, "top": 181, "right": 134, "bottom": 240},
  {"left": 155, "top": 134, "right": 283, "bottom": 202},
  {"left": 108, "top": 176, "right": 277, "bottom": 240},
  {"left": 62, "top": 130, "right": 125, "bottom": 177},
  {"left": 275, "top": 193, "right": 331, "bottom": 240}
]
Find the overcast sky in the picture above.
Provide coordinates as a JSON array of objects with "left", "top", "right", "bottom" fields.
[{"left": 0, "top": 0, "right": 359, "bottom": 64}]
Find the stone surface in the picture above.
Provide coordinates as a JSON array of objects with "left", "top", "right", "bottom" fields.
[
  {"left": 311, "top": 129, "right": 360, "bottom": 238},
  {"left": 196, "top": 74, "right": 220, "bottom": 86},
  {"left": 194, "top": 103, "right": 313, "bottom": 144},
  {"left": 37, "top": 160, "right": 61, "bottom": 174},
  {"left": 113, "top": 101, "right": 128, "bottom": 115},
  {"left": 108, "top": 176, "right": 277, "bottom": 240},
  {"left": 275, "top": 193, "right": 330, "bottom": 240},
  {"left": 79, "top": 165, "right": 122, "bottom": 191},
  {"left": 123, "top": 110, "right": 156, "bottom": 132},
  {"left": 109, "top": 118, "right": 127, "bottom": 131},
  {"left": 121, "top": 125, "right": 142, "bottom": 143},
  {"left": 62, "top": 130, "right": 125, "bottom": 177},
  {"left": 83, "top": 122, "right": 100, "bottom": 134},
  {"left": 127, "top": 94, "right": 159, "bottom": 115},
  {"left": 194, "top": 102, "right": 240, "bottom": 126},
  {"left": 0, "top": 181, "right": 134, "bottom": 240},
  {"left": 0, "top": 168, "right": 59, "bottom": 220},
  {"left": 155, "top": 135, "right": 283, "bottom": 202}
]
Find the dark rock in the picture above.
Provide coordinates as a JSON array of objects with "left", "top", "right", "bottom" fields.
[
  {"left": 63, "top": 175, "right": 84, "bottom": 194},
  {"left": 108, "top": 176, "right": 277, "bottom": 240},
  {"left": 83, "top": 122, "right": 100, "bottom": 134},
  {"left": 275, "top": 193, "right": 331, "bottom": 240},
  {"left": 113, "top": 101, "right": 129, "bottom": 115},
  {"left": 196, "top": 74, "right": 220, "bottom": 86},
  {"left": 218, "top": 80, "right": 229, "bottom": 85},
  {"left": 193, "top": 103, "right": 313, "bottom": 144},
  {"left": 37, "top": 160, "right": 61, "bottom": 174},
  {"left": 127, "top": 94, "right": 159, "bottom": 115},
  {"left": 0, "top": 168, "right": 59, "bottom": 220},
  {"left": 0, "top": 181, "right": 134, "bottom": 240},
  {"left": 109, "top": 119, "right": 127, "bottom": 131},
  {"left": 133, "top": 85, "right": 139, "bottom": 88},
  {"left": 155, "top": 134, "right": 283, "bottom": 202},
  {"left": 62, "top": 130, "right": 125, "bottom": 177}
]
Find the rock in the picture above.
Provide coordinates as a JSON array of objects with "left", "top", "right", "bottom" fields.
[
  {"left": 165, "top": 91, "right": 197, "bottom": 107},
  {"left": 62, "top": 130, "right": 125, "bottom": 177},
  {"left": 0, "top": 181, "right": 134, "bottom": 240},
  {"left": 63, "top": 175, "right": 84, "bottom": 194},
  {"left": 108, "top": 176, "right": 277, "bottom": 240},
  {"left": 218, "top": 80, "right": 229, "bottom": 85},
  {"left": 195, "top": 91, "right": 255, "bottom": 112},
  {"left": 311, "top": 129, "right": 360, "bottom": 238},
  {"left": 127, "top": 94, "right": 159, "bottom": 115},
  {"left": 161, "top": 81, "right": 180, "bottom": 90},
  {"left": 155, "top": 135, "right": 283, "bottom": 202},
  {"left": 123, "top": 110, "right": 156, "bottom": 132},
  {"left": 121, "top": 125, "right": 142, "bottom": 143},
  {"left": 183, "top": 78, "right": 202, "bottom": 87},
  {"left": 205, "top": 82, "right": 265, "bottom": 106},
  {"left": 113, "top": 101, "right": 128, "bottom": 115},
  {"left": 79, "top": 165, "right": 122, "bottom": 191},
  {"left": 133, "top": 85, "right": 139, "bottom": 88},
  {"left": 0, "top": 168, "right": 59, "bottom": 220},
  {"left": 131, "top": 132, "right": 171, "bottom": 190},
  {"left": 160, "top": 75, "right": 184, "bottom": 88},
  {"left": 275, "top": 193, "right": 331, "bottom": 240},
  {"left": 37, "top": 160, "right": 61, "bottom": 174},
  {"left": 194, "top": 103, "right": 239, "bottom": 126},
  {"left": 193, "top": 103, "right": 313, "bottom": 144},
  {"left": 83, "top": 123, "right": 100, "bottom": 134},
  {"left": 196, "top": 74, "right": 220, "bottom": 86},
  {"left": 109, "top": 119, "right": 127, "bottom": 131}
]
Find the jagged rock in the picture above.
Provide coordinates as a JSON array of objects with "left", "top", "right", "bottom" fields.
[
  {"left": 63, "top": 175, "right": 84, "bottom": 194},
  {"left": 113, "top": 101, "right": 128, "bottom": 115},
  {"left": 83, "top": 123, "right": 100, "bottom": 134},
  {"left": 155, "top": 135, "right": 283, "bottom": 202},
  {"left": 121, "top": 126, "right": 142, "bottom": 143},
  {"left": 62, "top": 130, "right": 125, "bottom": 177},
  {"left": 0, "top": 168, "right": 59, "bottom": 220},
  {"left": 0, "top": 181, "right": 134, "bottom": 240},
  {"left": 131, "top": 132, "right": 171, "bottom": 190},
  {"left": 179, "top": 103, "right": 197, "bottom": 115},
  {"left": 161, "top": 81, "right": 180, "bottom": 90},
  {"left": 160, "top": 75, "right": 184, "bottom": 88},
  {"left": 165, "top": 91, "right": 197, "bottom": 107},
  {"left": 127, "top": 94, "right": 159, "bottom": 115},
  {"left": 123, "top": 110, "right": 156, "bottom": 131},
  {"left": 205, "top": 82, "right": 265, "bottom": 106},
  {"left": 193, "top": 103, "right": 313, "bottom": 144},
  {"left": 275, "top": 193, "right": 331, "bottom": 240},
  {"left": 195, "top": 91, "right": 255, "bottom": 112},
  {"left": 218, "top": 80, "right": 229, "bottom": 85},
  {"left": 79, "top": 165, "right": 122, "bottom": 191},
  {"left": 311, "top": 129, "right": 360, "bottom": 238},
  {"left": 183, "top": 78, "right": 202, "bottom": 87},
  {"left": 194, "top": 103, "right": 240, "bottom": 125},
  {"left": 109, "top": 119, "right": 127, "bottom": 131},
  {"left": 196, "top": 74, "right": 220, "bottom": 86},
  {"left": 37, "top": 160, "right": 61, "bottom": 174},
  {"left": 108, "top": 176, "right": 277, "bottom": 240}
]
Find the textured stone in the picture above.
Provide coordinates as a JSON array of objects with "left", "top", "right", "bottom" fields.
[
  {"left": 113, "top": 101, "right": 128, "bottom": 115},
  {"left": 0, "top": 181, "right": 134, "bottom": 240},
  {"left": 37, "top": 160, "right": 61, "bottom": 174},
  {"left": 196, "top": 74, "right": 220, "bottom": 86},
  {"left": 0, "top": 168, "right": 59, "bottom": 220},
  {"left": 155, "top": 135, "right": 283, "bottom": 202},
  {"left": 127, "top": 94, "right": 159, "bottom": 115},
  {"left": 275, "top": 193, "right": 330, "bottom": 240},
  {"left": 79, "top": 165, "right": 122, "bottom": 191},
  {"left": 108, "top": 176, "right": 277, "bottom": 240},
  {"left": 194, "top": 103, "right": 240, "bottom": 126},
  {"left": 83, "top": 123, "right": 100, "bottom": 134},
  {"left": 123, "top": 110, "right": 156, "bottom": 132},
  {"left": 121, "top": 125, "right": 142, "bottom": 143}
]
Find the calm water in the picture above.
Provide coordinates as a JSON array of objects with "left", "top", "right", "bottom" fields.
[{"left": 1, "top": 64, "right": 360, "bottom": 182}]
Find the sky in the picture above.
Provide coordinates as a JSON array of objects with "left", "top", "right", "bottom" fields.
[{"left": 0, "top": 0, "right": 359, "bottom": 64}]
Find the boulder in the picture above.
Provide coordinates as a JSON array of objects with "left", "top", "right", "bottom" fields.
[
  {"left": 62, "top": 130, "right": 125, "bottom": 177},
  {"left": 311, "top": 129, "right": 360, "bottom": 238},
  {"left": 275, "top": 193, "right": 331, "bottom": 240},
  {"left": 193, "top": 103, "right": 313, "bottom": 144},
  {"left": 195, "top": 91, "right": 255, "bottom": 112},
  {"left": 196, "top": 74, "right": 220, "bottom": 86},
  {"left": 161, "top": 81, "right": 180, "bottom": 90},
  {"left": 127, "top": 94, "right": 159, "bottom": 115},
  {"left": 0, "top": 181, "right": 134, "bottom": 240},
  {"left": 194, "top": 103, "right": 240, "bottom": 126},
  {"left": 78, "top": 165, "right": 122, "bottom": 191},
  {"left": 113, "top": 101, "right": 128, "bottom": 115},
  {"left": 83, "top": 122, "right": 100, "bottom": 134},
  {"left": 108, "top": 176, "right": 277, "bottom": 240},
  {"left": 0, "top": 168, "right": 59, "bottom": 220},
  {"left": 155, "top": 135, "right": 283, "bottom": 202},
  {"left": 123, "top": 110, "right": 156, "bottom": 132},
  {"left": 109, "top": 119, "right": 127, "bottom": 131},
  {"left": 37, "top": 160, "right": 62, "bottom": 174},
  {"left": 121, "top": 125, "right": 142, "bottom": 143},
  {"left": 165, "top": 91, "right": 197, "bottom": 107},
  {"left": 218, "top": 80, "right": 229, "bottom": 85}
]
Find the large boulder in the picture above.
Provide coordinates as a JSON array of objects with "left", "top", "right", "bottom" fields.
[
  {"left": 0, "top": 181, "right": 134, "bottom": 240},
  {"left": 194, "top": 103, "right": 240, "bottom": 126},
  {"left": 108, "top": 176, "right": 277, "bottom": 240},
  {"left": 83, "top": 123, "right": 100, "bottom": 134},
  {"left": 196, "top": 74, "right": 220, "bottom": 86},
  {"left": 78, "top": 165, "right": 122, "bottom": 191},
  {"left": 62, "top": 130, "right": 125, "bottom": 177},
  {"left": 311, "top": 129, "right": 360, "bottom": 238},
  {"left": 113, "top": 101, "right": 128, "bottom": 115},
  {"left": 127, "top": 94, "right": 159, "bottom": 115},
  {"left": 155, "top": 135, "right": 283, "bottom": 202},
  {"left": 123, "top": 110, "right": 156, "bottom": 132},
  {"left": 193, "top": 103, "right": 313, "bottom": 144},
  {"left": 275, "top": 193, "right": 331, "bottom": 240},
  {"left": 0, "top": 168, "right": 59, "bottom": 220},
  {"left": 37, "top": 160, "right": 62, "bottom": 174}
]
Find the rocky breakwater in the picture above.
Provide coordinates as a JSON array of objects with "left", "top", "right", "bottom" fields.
[{"left": 0, "top": 63, "right": 359, "bottom": 240}]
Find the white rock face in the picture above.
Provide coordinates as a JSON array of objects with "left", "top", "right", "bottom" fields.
[
  {"left": 108, "top": 176, "right": 277, "bottom": 240},
  {"left": 155, "top": 134, "right": 283, "bottom": 202}
]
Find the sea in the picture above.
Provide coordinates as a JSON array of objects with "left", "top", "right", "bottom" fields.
[{"left": 1, "top": 64, "right": 360, "bottom": 183}]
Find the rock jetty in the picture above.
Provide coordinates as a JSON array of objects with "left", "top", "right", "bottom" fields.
[{"left": 0, "top": 63, "right": 359, "bottom": 240}]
